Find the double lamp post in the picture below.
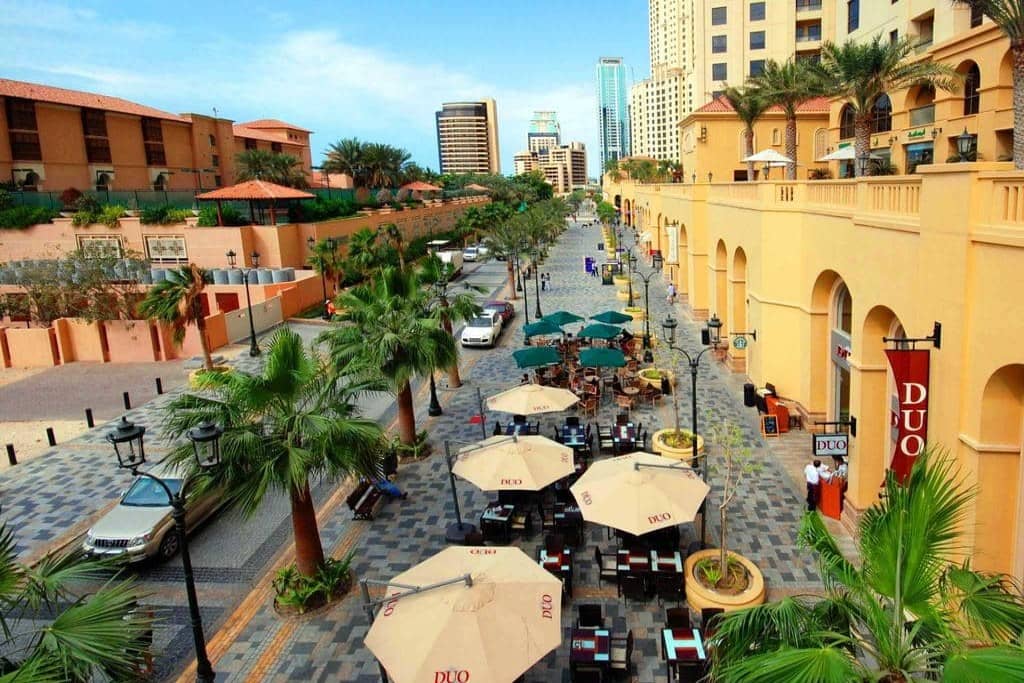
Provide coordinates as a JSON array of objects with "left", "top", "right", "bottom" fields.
[{"left": 225, "top": 249, "right": 261, "bottom": 357}]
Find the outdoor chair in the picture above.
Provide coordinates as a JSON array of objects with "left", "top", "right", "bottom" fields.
[
  {"left": 580, "top": 397, "right": 599, "bottom": 418},
  {"left": 462, "top": 530, "right": 485, "bottom": 547},
  {"left": 545, "top": 533, "right": 566, "bottom": 556},
  {"left": 626, "top": 358, "right": 640, "bottom": 373},
  {"left": 655, "top": 573, "right": 685, "bottom": 605},
  {"left": 609, "top": 630, "right": 634, "bottom": 677},
  {"left": 615, "top": 413, "right": 629, "bottom": 425},
  {"left": 666, "top": 606, "right": 690, "bottom": 629},
  {"left": 594, "top": 547, "right": 619, "bottom": 592},
  {"left": 566, "top": 416, "right": 580, "bottom": 427},
  {"left": 513, "top": 414, "right": 527, "bottom": 424},
  {"left": 553, "top": 426, "right": 563, "bottom": 443},
  {"left": 510, "top": 508, "right": 533, "bottom": 537},
  {"left": 583, "top": 367, "right": 598, "bottom": 379},
  {"left": 572, "top": 668, "right": 603, "bottom": 683},
  {"left": 598, "top": 425, "right": 615, "bottom": 453},
  {"left": 614, "top": 393, "right": 635, "bottom": 413},
  {"left": 701, "top": 607, "right": 725, "bottom": 638},
  {"left": 675, "top": 663, "right": 707, "bottom": 683},
  {"left": 577, "top": 603, "right": 605, "bottom": 629},
  {"left": 620, "top": 574, "right": 647, "bottom": 603}
]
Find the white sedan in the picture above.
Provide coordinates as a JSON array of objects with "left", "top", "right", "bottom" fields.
[{"left": 461, "top": 312, "right": 503, "bottom": 347}]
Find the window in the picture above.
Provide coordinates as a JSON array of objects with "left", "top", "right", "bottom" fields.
[
  {"left": 5, "top": 98, "right": 41, "bottom": 161},
  {"left": 208, "top": 134, "right": 216, "bottom": 147},
  {"left": 814, "top": 128, "right": 828, "bottom": 160},
  {"left": 244, "top": 137, "right": 257, "bottom": 150},
  {"left": 84, "top": 137, "right": 112, "bottom": 164},
  {"left": 871, "top": 93, "right": 892, "bottom": 133},
  {"left": 750, "top": 31, "right": 765, "bottom": 50},
  {"left": 271, "top": 142, "right": 282, "bottom": 152},
  {"left": 9, "top": 131, "right": 41, "bottom": 160},
  {"left": 211, "top": 154, "right": 219, "bottom": 167},
  {"left": 77, "top": 235, "right": 123, "bottom": 258},
  {"left": 5, "top": 98, "right": 37, "bottom": 130},
  {"left": 750, "top": 2, "right": 765, "bottom": 20},
  {"left": 712, "top": 35, "right": 727, "bottom": 53},
  {"left": 145, "top": 235, "right": 187, "bottom": 264},
  {"left": 712, "top": 63, "right": 727, "bottom": 81},
  {"left": 711, "top": 6, "right": 727, "bottom": 25},
  {"left": 772, "top": 128, "right": 781, "bottom": 146},
  {"left": 970, "top": 5, "right": 983, "bottom": 28},
  {"left": 214, "top": 175, "right": 222, "bottom": 187},
  {"left": 890, "top": 29, "right": 898, "bottom": 44},
  {"left": 81, "top": 109, "right": 111, "bottom": 163},
  {"left": 847, "top": 0, "right": 859, "bottom": 32},
  {"left": 141, "top": 117, "right": 166, "bottom": 166},
  {"left": 959, "top": 63, "right": 981, "bottom": 116},
  {"left": 749, "top": 59, "right": 765, "bottom": 76},
  {"left": 840, "top": 105, "right": 856, "bottom": 139}
]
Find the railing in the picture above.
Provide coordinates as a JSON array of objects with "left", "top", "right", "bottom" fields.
[
  {"left": 990, "top": 179, "right": 1024, "bottom": 225},
  {"left": 718, "top": 183, "right": 760, "bottom": 202},
  {"left": 867, "top": 179, "right": 921, "bottom": 216},
  {"left": 775, "top": 183, "right": 798, "bottom": 204},
  {"left": 909, "top": 104, "right": 935, "bottom": 127},
  {"left": 796, "top": 27, "right": 822, "bottom": 42},
  {"left": 806, "top": 181, "right": 857, "bottom": 207},
  {"left": 796, "top": 0, "right": 822, "bottom": 11}
]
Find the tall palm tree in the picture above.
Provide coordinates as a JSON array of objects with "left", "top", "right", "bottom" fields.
[
  {"left": 345, "top": 227, "right": 384, "bottom": 279},
  {"left": 138, "top": 264, "right": 215, "bottom": 370},
  {"left": 235, "top": 150, "right": 307, "bottom": 187},
  {"left": 604, "top": 158, "right": 623, "bottom": 183},
  {"left": 815, "top": 36, "right": 959, "bottom": 176},
  {"left": 710, "top": 448, "right": 1024, "bottom": 682},
  {"left": 323, "top": 137, "right": 365, "bottom": 186},
  {"left": 379, "top": 223, "right": 406, "bottom": 271},
  {"left": 0, "top": 519, "right": 152, "bottom": 681},
  {"left": 418, "top": 254, "right": 482, "bottom": 389},
  {"left": 321, "top": 267, "right": 457, "bottom": 446},
  {"left": 482, "top": 219, "right": 527, "bottom": 299},
  {"left": 722, "top": 85, "right": 771, "bottom": 181},
  {"left": 307, "top": 237, "right": 345, "bottom": 295},
  {"left": 161, "top": 328, "right": 385, "bottom": 577},
  {"left": 955, "top": 2, "right": 1024, "bottom": 168},
  {"left": 750, "top": 59, "right": 820, "bottom": 179}
]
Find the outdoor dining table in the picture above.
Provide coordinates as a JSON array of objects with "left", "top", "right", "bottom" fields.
[
  {"left": 570, "top": 628, "right": 611, "bottom": 669},
  {"left": 480, "top": 504, "right": 515, "bottom": 544},
  {"left": 612, "top": 423, "right": 637, "bottom": 450},
  {"left": 621, "top": 386, "right": 640, "bottom": 397},
  {"left": 662, "top": 627, "right": 707, "bottom": 682},
  {"left": 616, "top": 548, "right": 651, "bottom": 576},
  {"left": 651, "top": 549, "right": 684, "bottom": 574},
  {"left": 561, "top": 425, "right": 587, "bottom": 447},
  {"left": 505, "top": 421, "right": 538, "bottom": 435},
  {"left": 538, "top": 547, "right": 573, "bottom": 597}
]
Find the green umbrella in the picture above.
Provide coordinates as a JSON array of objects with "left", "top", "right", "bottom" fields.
[
  {"left": 513, "top": 346, "right": 561, "bottom": 368},
  {"left": 591, "top": 310, "right": 633, "bottom": 324},
  {"left": 578, "top": 323, "right": 623, "bottom": 340},
  {"left": 542, "top": 310, "right": 584, "bottom": 327},
  {"left": 579, "top": 347, "right": 627, "bottom": 368},
  {"left": 523, "top": 320, "right": 563, "bottom": 338}
]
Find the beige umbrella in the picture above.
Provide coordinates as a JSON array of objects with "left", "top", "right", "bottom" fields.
[
  {"left": 570, "top": 451, "right": 710, "bottom": 535},
  {"left": 453, "top": 435, "right": 575, "bottom": 492},
  {"left": 364, "top": 546, "right": 562, "bottom": 683},
  {"left": 486, "top": 383, "right": 579, "bottom": 415}
]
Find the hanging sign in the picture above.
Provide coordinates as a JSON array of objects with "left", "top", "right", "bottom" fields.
[
  {"left": 733, "top": 336, "right": 747, "bottom": 350},
  {"left": 907, "top": 128, "right": 928, "bottom": 139},
  {"left": 885, "top": 349, "right": 930, "bottom": 483},
  {"left": 831, "top": 330, "right": 852, "bottom": 370},
  {"left": 813, "top": 433, "right": 848, "bottom": 457}
]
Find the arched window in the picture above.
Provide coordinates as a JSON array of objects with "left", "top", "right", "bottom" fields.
[
  {"left": 964, "top": 63, "right": 981, "bottom": 115},
  {"left": 772, "top": 128, "right": 781, "bottom": 145},
  {"left": 813, "top": 128, "right": 828, "bottom": 160},
  {"left": 839, "top": 105, "right": 856, "bottom": 139},
  {"left": 152, "top": 173, "right": 167, "bottom": 191},
  {"left": 834, "top": 283, "right": 853, "bottom": 334},
  {"left": 21, "top": 171, "right": 39, "bottom": 191},
  {"left": 871, "top": 94, "right": 892, "bottom": 133}
]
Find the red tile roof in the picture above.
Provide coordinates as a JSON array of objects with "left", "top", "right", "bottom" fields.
[
  {"left": 401, "top": 181, "right": 442, "bottom": 192},
  {"left": 195, "top": 180, "right": 314, "bottom": 201},
  {"left": 235, "top": 118, "right": 311, "bottom": 133},
  {"left": 232, "top": 125, "right": 290, "bottom": 144},
  {"left": 0, "top": 77, "right": 187, "bottom": 122},
  {"left": 695, "top": 95, "right": 831, "bottom": 114}
]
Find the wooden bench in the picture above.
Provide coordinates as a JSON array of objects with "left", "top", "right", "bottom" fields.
[{"left": 346, "top": 481, "right": 383, "bottom": 521}]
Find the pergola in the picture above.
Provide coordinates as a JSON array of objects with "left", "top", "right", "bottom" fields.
[{"left": 195, "top": 180, "right": 315, "bottom": 226}]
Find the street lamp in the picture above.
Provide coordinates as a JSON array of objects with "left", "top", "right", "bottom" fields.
[
  {"left": 957, "top": 128, "right": 974, "bottom": 162},
  {"left": 660, "top": 314, "right": 722, "bottom": 545},
  {"left": 626, "top": 251, "right": 637, "bottom": 308},
  {"left": 532, "top": 245, "right": 543, "bottom": 319},
  {"left": 226, "top": 249, "right": 261, "bottom": 356},
  {"left": 633, "top": 264, "right": 659, "bottom": 361},
  {"left": 307, "top": 236, "right": 338, "bottom": 319},
  {"left": 106, "top": 417, "right": 224, "bottom": 683}
]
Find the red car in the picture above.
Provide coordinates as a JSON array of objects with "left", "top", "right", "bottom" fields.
[{"left": 483, "top": 300, "right": 515, "bottom": 323}]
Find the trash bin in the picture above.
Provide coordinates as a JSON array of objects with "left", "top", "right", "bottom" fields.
[
  {"left": 584, "top": 256, "right": 594, "bottom": 273},
  {"left": 744, "top": 382, "right": 757, "bottom": 408},
  {"left": 597, "top": 242, "right": 604, "bottom": 251},
  {"left": 661, "top": 376, "right": 672, "bottom": 396}
]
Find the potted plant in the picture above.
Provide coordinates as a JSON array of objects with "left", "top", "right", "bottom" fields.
[
  {"left": 637, "top": 367, "right": 673, "bottom": 389},
  {"left": 622, "top": 305, "right": 645, "bottom": 320},
  {"left": 650, "top": 360, "right": 703, "bottom": 461},
  {"left": 684, "top": 419, "right": 765, "bottom": 612}
]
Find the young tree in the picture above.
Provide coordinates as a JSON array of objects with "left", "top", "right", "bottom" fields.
[
  {"left": 379, "top": 223, "right": 407, "bottom": 271},
  {"left": 482, "top": 219, "right": 528, "bottom": 299},
  {"left": 604, "top": 159, "right": 624, "bottom": 183},
  {"left": 722, "top": 85, "right": 771, "bottom": 181},
  {"left": 418, "top": 254, "right": 482, "bottom": 389},
  {"left": 138, "top": 264, "right": 215, "bottom": 370},
  {"left": 750, "top": 59, "right": 820, "bottom": 180}
]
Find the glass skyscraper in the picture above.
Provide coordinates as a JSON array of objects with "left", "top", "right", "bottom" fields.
[{"left": 596, "top": 57, "right": 630, "bottom": 170}]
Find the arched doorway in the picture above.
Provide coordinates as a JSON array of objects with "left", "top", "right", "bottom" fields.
[
  {"left": 714, "top": 240, "right": 729, "bottom": 335},
  {"left": 676, "top": 224, "right": 689, "bottom": 299},
  {"left": 808, "top": 271, "right": 845, "bottom": 419},
  {"left": 729, "top": 248, "right": 748, "bottom": 371},
  {"left": 622, "top": 198, "right": 631, "bottom": 226}
]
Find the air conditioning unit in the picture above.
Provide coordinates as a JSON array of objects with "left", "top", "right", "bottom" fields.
[
  {"left": 94, "top": 169, "right": 115, "bottom": 189},
  {"left": 12, "top": 165, "right": 44, "bottom": 189}
]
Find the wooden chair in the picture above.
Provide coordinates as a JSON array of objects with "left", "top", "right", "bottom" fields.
[
  {"left": 701, "top": 607, "right": 725, "bottom": 639},
  {"left": 577, "top": 603, "right": 605, "bottom": 629},
  {"left": 540, "top": 506, "right": 555, "bottom": 534},
  {"left": 615, "top": 413, "right": 629, "bottom": 425},
  {"left": 545, "top": 533, "right": 565, "bottom": 556},
  {"left": 566, "top": 416, "right": 581, "bottom": 427},
  {"left": 572, "top": 668, "right": 604, "bottom": 683},
  {"left": 655, "top": 573, "right": 685, "bottom": 605},
  {"left": 597, "top": 425, "right": 615, "bottom": 453},
  {"left": 583, "top": 367, "right": 598, "bottom": 379},
  {"left": 620, "top": 574, "right": 647, "bottom": 603},
  {"left": 594, "top": 546, "right": 619, "bottom": 593},
  {"left": 609, "top": 630, "right": 634, "bottom": 677},
  {"left": 666, "top": 606, "right": 690, "bottom": 629},
  {"left": 510, "top": 508, "right": 533, "bottom": 537},
  {"left": 579, "top": 396, "right": 598, "bottom": 417}
]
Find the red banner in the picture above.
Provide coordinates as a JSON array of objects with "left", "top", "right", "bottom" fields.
[{"left": 885, "top": 349, "right": 930, "bottom": 483}]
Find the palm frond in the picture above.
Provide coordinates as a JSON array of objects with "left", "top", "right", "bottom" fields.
[
  {"left": 941, "top": 563, "right": 1024, "bottom": 643},
  {"left": 943, "top": 644, "right": 1024, "bottom": 681},
  {"left": 715, "top": 644, "right": 863, "bottom": 683}
]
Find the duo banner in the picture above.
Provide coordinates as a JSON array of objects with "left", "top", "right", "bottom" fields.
[{"left": 884, "top": 349, "right": 930, "bottom": 483}]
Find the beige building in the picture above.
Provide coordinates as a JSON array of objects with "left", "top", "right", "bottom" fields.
[
  {"left": 630, "top": 71, "right": 688, "bottom": 161},
  {"left": 518, "top": 142, "right": 587, "bottom": 195},
  {"left": 435, "top": 99, "right": 500, "bottom": 175},
  {"left": 514, "top": 150, "right": 537, "bottom": 176}
]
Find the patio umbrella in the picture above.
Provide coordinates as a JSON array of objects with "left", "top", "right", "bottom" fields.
[
  {"left": 453, "top": 434, "right": 574, "bottom": 491},
  {"left": 570, "top": 451, "right": 710, "bottom": 535},
  {"left": 523, "top": 319, "right": 563, "bottom": 338},
  {"left": 513, "top": 346, "right": 560, "bottom": 368},
  {"left": 742, "top": 149, "right": 793, "bottom": 164},
  {"left": 579, "top": 347, "right": 626, "bottom": 368},
  {"left": 542, "top": 310, "right": 584, "bottom": 327},
  {"left": 487, "top": 383, "right": 579, "bottom": 415},
  {"left": 578, "top": 323, "right": 623, "bottom": 340},
  {"left": 591, "top": 310, "right": 634, "bottom": 324},
  {"left": 817, "top": 147, "right": 884, "bottom": 162},
  {"left": 364, "top": 546, "right": 562, "bottom": 683}
]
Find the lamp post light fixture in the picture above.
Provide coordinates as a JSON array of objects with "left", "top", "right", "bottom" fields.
[
  {"left": 226, "top": 249, "right": 262, "bottom": 356},
  {"left": 532, "top": 246, "right": 543, "bottom": 319},
  {"left": 957, "top": 128, "right": 974, "bottom": 162},
  {"left": 659, "top": 314, "right": 723, "bottom": 545},
  {"left": 427, "top": 372, "right": 443, "bottom": 416},
  {"left": 762, "top": 163, "right": 771, "bottom": 180},
  {"left": 707, "top": 172, "right": 713, "bottom": 183},
  {"left": 692, "top": 172, "right": 697, "bottom": 184},
  {"left": 626, "top": 251, "right": 637, "bottom": 308},
  {"left": 106, "top": 417, "right": 223, "bottom": 683}
]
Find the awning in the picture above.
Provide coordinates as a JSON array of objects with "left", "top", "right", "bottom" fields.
[{"left": 637, "top": 231, "right": 653, "bottom": 243}]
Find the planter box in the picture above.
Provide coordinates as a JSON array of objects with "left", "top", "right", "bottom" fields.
[
  {"left": 622, "top": 307, "right": 645, "bottom": 320},
  {"left": 685, "top": 549, "right": 765, "bottom": 613},
  {"left": 637, "top": 368, "right": 673, "bottom": 388},
  {"left": 651, "top": 428, "right": 704, "bottom": 461}
]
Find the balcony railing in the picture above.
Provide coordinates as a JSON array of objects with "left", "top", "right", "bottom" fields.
[
  {"left": 909, "top": 104, "right": 935, "bottom": 127},
  {"left": 796, "top": 0, "right": 822, "bottom": 11},
  {"left": 796, "top": 28, "right": 822, "bottom": 42}
]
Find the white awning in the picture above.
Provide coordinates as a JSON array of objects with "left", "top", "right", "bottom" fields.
[{"left": 637, "top": 231, "right": 653, "bottom": 242}]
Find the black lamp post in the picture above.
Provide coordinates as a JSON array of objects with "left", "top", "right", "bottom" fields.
[
  {"left": 956, "top": 128, "right": 974, "bottom": 162},
  {"left": 634, "top": 265, "right": 658, "bottom": 361},
  {"left": 226, "top": 249, "right": 261, "bottom": 356},
  {"left": 106, "top": 417, "right": 223, "bottom": 683},
  {"left": 626, "top": 251, "right": 637, "bottom": 308},
  {"left": 532, "top": 246, "right": 543, "bottom": 319},
  {"left": 660, "top": 314, "right": 722, "bottom": 545}
]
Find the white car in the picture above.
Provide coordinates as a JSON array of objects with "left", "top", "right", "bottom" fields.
[
  {"left": 461, "top": 311, "right": 503, "bottom": 347},
  {"left": 462, "top": 246, "right": 479, "bottom": 261}
]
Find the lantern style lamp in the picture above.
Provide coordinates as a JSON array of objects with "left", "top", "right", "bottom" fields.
[
  {"left": 187, "top": 421, "right": 224, "bottom": 469},
  {"left": 704, "top": 313, "right": 723, "bottom": 347},
  {"left": 661, "top": 315, "right": 679, "bottom": 347},
  {"left": 225, "top": 249, "right": 237, "bottom": 267},
  {"left": 107, "top": 417, "right": 146, "bottom": 469},
  {"left": 956, "top": 128, "right": 974, "bottom": 162}
]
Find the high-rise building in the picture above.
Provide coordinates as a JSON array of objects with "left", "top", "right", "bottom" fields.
[
  {"left": 513, "top": 150, "right": 537, "bottom": 176},
  {"left": 528, "top": 111, "right": 561, "bottom": 155},
  {"left": 518, "top": 142, "right": 587, "bottom": 195},
  {"left": 435, "top": 99, "right": 500, "bottom": 175},
  {"left": 596, "top": 58, "right": 630, "bottom": 169}
]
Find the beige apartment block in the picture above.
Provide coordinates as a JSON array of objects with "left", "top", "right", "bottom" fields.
[
  {"left": 435, "top": 99, "right": 500, "bottom": 175},
  {"left": 630, "top": 71, "right": 688, "bottom": 161},
  {"left": 514, "top": 150, "right": 537, "bottom": 176}
]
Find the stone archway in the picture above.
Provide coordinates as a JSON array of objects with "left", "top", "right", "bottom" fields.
[
  {"left": 807, "top": 270, "right": 844, "bottom": 423},
  {"left": 676, "top": 223, "right": 689, "bottom": 300},
  {"left": 728, "top": 247, "right": 748, "bottom": 371},
  {"left": 714, "top": 239, "right": 729, "bottom": 335}
]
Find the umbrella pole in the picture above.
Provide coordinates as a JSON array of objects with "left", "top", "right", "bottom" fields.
[
  {"left": 360, "top": 581, "right": 391, "bottom": 683},
  {"left": 444, "top": 441, "right": 479, "bottom": 543},
  {"left": 476, "top": 387, "right": 487, "bottom": 439}
]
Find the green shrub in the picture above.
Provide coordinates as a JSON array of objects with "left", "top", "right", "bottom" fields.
[
  {"left": 272, "top": 553, "right": 354, "bottom": 613},
  {"left": 73, "top": 194, "right": 101, "bottom": 214},
  {"left": 287, "top": 198, "right": 358, "bottom": 223},
  {"left": 72, "top": 203, "right": 126, "bottom": 227},
  {"left": 0, "top": 188, "right": 14, "bottom": 211},
  {"left": 0, "top": 205, "right": 58, "bottom": 229},
  {"left": 196, "top": 204, "right": 248, "bottom": 227},
  {"left": 140, "top": 204, "right": 191, "bottom": 225}
]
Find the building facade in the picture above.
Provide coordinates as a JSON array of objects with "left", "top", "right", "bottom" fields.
[
  {"left": 630, "top": 71, "right": 688, "bottom": 161},
  {"left": 435, "top": 99, "right": 501, "bottom": 175},
  {"left": 596, "top": 57, "right": 631, "bottom": 169},
  {"left": 514, "top": 150, "right": 538, "bottom": 176},
  {"left": 527, "top": 110, "right": 561, "bottom": 155},
  {"left": 516, "top": 142, "right": 587, "bottom": 195},
  {"left": 0, "top": 78, "right": 311, "bottom": 193}
]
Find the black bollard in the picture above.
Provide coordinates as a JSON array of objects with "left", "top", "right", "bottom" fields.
[
  {"left": 5, "top": 444, "right": 15, "bottom": 466},
  {"left": 123, "top": 391, "right": 131, "bottom": 410},
  {"left": 155, "top": 377, "right": 163, "bottom": 395},
  {"left": 85, "top": 408, "right": 94, "bottom": 428},
  {"left": 46, "top": 427, "right": 56, "bottom": 447}
]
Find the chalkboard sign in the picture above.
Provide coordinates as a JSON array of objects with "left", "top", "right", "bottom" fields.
[{"left": 761, "top": 414, "right": 780, "bottom": 437}]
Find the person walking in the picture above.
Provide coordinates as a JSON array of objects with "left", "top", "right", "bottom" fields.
[
  {"left": 540, "top": 273, "right": 547, "bottom": 291},
  {"left": 804, "top": 459, "right": 822, "bottom": 511},
  {"left": 666, "top": 282, "right": 677, "bottom": 305}
]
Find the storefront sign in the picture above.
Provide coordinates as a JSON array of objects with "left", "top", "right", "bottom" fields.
[
  {"left": 830, "top": 330, "right": 852, "bottom": 370},
  {"left": 733, "top": 336, "right": 747, "bottom": 350},
  {"left": 907, "top": 128, "right": 927, "bottom": 139},
  {"left": 813, "top": 433, "right": 849, "bottom": 457},
  {"left": 885, "top": 349, "right": 931, "bottom": 483}
]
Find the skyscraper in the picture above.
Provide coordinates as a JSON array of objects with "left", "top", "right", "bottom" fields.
[
  {"left": 596, "top": 57, "right": 630, "bottom": 170},
  {"left": 435, "top": 99, "right": 500, "bottom": 175},
  {"left": 527, "top": 111, "right": 560, "bottom": 155}
]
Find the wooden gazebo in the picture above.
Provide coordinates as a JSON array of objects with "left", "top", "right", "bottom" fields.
[{"left": 195, "top": 180, "right": 314, "bottom": 226}]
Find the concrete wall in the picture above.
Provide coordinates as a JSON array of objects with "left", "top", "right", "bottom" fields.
[
  {"left": 54, "top": 319, "right": 105, "bottom": 362},
  {"left": 104, "top": 320, "right": 160, "bottom": 363},
  {"left": 3, "top": 327, "right": 59, "bottom": 367},
  {"left": 223, "top": 295, "right": 282, "bottom": 344}
]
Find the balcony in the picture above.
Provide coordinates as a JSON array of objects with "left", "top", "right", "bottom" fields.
[
  {"left": 909, "top": 104, "right": 935, "bottom": 127},
  {"left": 796, "top": 0, "right": 822, "bottom": 11}
]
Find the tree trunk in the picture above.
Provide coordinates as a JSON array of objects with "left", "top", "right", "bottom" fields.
[
  {"left": 290, "top": 478, "right": 325, "bottom": 577},
  {"left": 745, "top": 128, "right": 755, "bottom": 180},
  {"left": 1014, "top": 44, "right": 1024, "bottom": 170},
  {"left": 785, "top": 115, "right": 797, "bottom": 180},
  {"left": 507, "top": 260, "right": 517, "bottom": 299},
  {"left": 396, "top": 380, "right": 416, "bottom": 446},
  {"left": 719, "top": 505, "right": 728, "bottom": 580},
  {"left": 854, "top": 114, "right": 872, "bottom": 177},
  {"left": 443, "top": 314, "right": 462, "bottom": 388},
  {"left": 193, "top": 299, "right": 214, "bottom": 370}
]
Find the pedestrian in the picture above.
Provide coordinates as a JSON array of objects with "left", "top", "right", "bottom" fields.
[
  {"left": 591, "top": 265, "right": 599, "bottom": 278},
  {"left": 373, "top": 476, "right": 408, "bottom": 500},
  {"left": 325, "top": 299, "right": 336, "bottom": 319},
  {"left": 541, "top": 273, "right": 547, "bottom": 291},
  {"left": 804, "top": 459, "right": 822, "bottom": 511},
  {"left": 545, "top": 273, "right": 552, "bottom": 291},
  {"left": 666, "top": 282, "right": 677, "bottom": 305}
]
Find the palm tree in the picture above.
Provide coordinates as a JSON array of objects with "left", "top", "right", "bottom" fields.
[
  {"left": 345, "top": 227, "right": 384, "bottom": 279},
  {"left": 749, "top": 59, "right": 820, "bottom": 179},
  {"left": 710, "top": 448, "right": 1024, "bottom": 682},
  {"left": 321, "top": 267, "right": 457, "bottom": 446},
  {"left": 138, "top": 264, "right": 215, "bottom": 370},
  {"left": 482, "top": 219, "right": 527, "bottom": 299},
  {"left": 418, "top": 254, "right": 482, "bottom": 389},
  {"left": 161, "top": 328, "right": 385, "bottom": 577},
  {"left": 596, "top": 200, "right": 617, "bottom": 225},
  {"left": 379, "top": 223, "right": 406, "bottom": 271},
  {"left": 604, "top": 158, "right": 623, "bottom": 183},
  {"left": 955, "top": 2, "right": 1024, "bottom": 168},
  {"left": 0, "top": 519, "right": 152, "bottom": 681},
  {"left": 815, "top": 36, "right": 959, "bottom": 176},
  {"left": 235, "top": 150, "right": 307, "bottom": 187},
  {"left": 722, "top": 85, "right": 771, "bottom": 181},
  {"left": 307, "top": 237, "right": 345, "bottom": 296},
  {"left": 323, "top": 137, "right": 365, "bottom": 186}
]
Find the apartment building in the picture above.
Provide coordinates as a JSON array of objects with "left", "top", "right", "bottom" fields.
[
  {"left": 514, "top": 150, "right": 538, "bottom": 176},
  {"left": 630, "top": 70, "right": 688, "bottom": 161},
  {"left": 435, "top": 99, "right": 501, "bottom": 175},
  {"left": 516, "top": 142, "right": 587, "bottom": 195},
  {"left": 0, "top": 78, "right": 311, "bottom": 193},
  {"left": 596, "top": 57, "right": 631, "bottom": 168},
  {"left": 527, "top": 110, "right": 561, "bottom": 155}
]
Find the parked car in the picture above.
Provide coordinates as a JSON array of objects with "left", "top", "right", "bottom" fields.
[
  {"left": 437, "top": 249, "right": 464, "bottom": 277},
  {"left": 83, "top": 464, "right": 222, "bottom": 563},
  {"left": 460, "top": 311, "right": 503, "bottom": 347},
  {"left": 475, "top": 244, "right": 490, "bottom": 258},
  {"left": 483, "top": 300, "right": 515, "bottom": 324},
  {"left": 462, "top": 246, "right": 479, "bottom": 262}
]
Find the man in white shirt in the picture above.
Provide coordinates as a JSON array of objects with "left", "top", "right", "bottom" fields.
[{"left": 804, "top": 459, "right": 822, "bottom": 511}]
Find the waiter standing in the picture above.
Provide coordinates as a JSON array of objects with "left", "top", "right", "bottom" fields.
[{"left": 804, "top": 459, "right": 822, "bottom": 511}]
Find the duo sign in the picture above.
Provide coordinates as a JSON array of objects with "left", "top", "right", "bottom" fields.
[{"left": 813, "top": 433, "right": 849, "bottom": 457}]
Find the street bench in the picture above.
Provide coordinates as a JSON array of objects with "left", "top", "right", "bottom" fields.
[{"left": 346, "top": 481, "right": 383, "bottom": 521}]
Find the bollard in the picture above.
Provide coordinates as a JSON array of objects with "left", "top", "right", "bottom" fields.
[
  {"left": 85, "top": 408, "right": 94, "bottom": 428},
  {"left": 123, "top": 391, "right": 131, "bottom": 410},
  {"left": 5, "top": 444, "right": 15, "bottom": 466},
  {"left": 155, "top": 377, "right": 163, "bottom": 395},
  {"left": 46, "top": 427, "right": 56, "bottom": 447}
]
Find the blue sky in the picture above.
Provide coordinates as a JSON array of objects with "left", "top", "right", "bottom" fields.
[{"left": 0, "top": 0, "right": 649, "bottom": 177}]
